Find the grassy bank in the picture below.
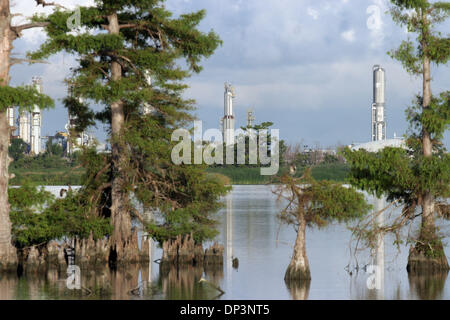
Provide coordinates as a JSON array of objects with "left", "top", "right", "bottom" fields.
[
  {"left": 10, "top": 167, "right": 85, "bottom": 186},
  {"left": 9, "top": 163, "right": 349, "bottom": 186},
  {"left": 206, "top": 163, "right": 350, "bottom": 185}
]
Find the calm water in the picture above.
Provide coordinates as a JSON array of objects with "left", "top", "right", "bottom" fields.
[{"left": 0, "top": 185, "right": 449, "bottom": 300}]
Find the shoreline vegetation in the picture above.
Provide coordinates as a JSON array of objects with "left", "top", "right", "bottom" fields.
[{"left": 10, "top": 163, "right": 350, "bottom": 186}]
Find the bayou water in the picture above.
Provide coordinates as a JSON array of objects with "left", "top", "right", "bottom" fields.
[{"left": 0, "top": 185, "right": 449, "bottom": 300}]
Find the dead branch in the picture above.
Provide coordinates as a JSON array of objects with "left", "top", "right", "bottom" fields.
[{"left": 34, "top": 0, "right": 67, "bottom": 9}]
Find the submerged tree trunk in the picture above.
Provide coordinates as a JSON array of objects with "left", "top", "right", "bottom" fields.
[
  {"left": 0, "top": 0, "right": 18, "bottom": 273},
  {"left": 407, "top": 37, "right": 449, "bottom": 273},
  {"left": 107, "top": 13, "right": 136, "bottom": 264},
  {"left": 407, "top": 192, "right": 449, "bottom": 273},
  {"left": 285, "top": 212, "right": 311, "bottom": 281}
]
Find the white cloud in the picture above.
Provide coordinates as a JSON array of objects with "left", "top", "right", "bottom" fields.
[
  {"left": 341, "top": 29, "right": 356, "bottom": 42},
  {"left": 307, "top": 7, "right": 319, "bottom": 20},
  {"left": 6, "top": 0, "right": 450, "bottom": 147},
  {"left": 10, "top": 0, "right": 95, "bottom": 43}
]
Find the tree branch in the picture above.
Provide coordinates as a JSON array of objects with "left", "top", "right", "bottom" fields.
[
  {"left": 34, "top": 0, "right": 67, "bottom": 9},
  {"left": 10, "top": 58, "right": 49, "bottom": 66},
  {"left": 11, "top": 22, "right": 50, "bottom": 37}
]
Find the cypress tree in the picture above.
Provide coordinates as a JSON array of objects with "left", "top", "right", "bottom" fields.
[
  {"left": 0, "top": 0, "right": 54, "bottom": 272},
  {"left": 30, "top": 0, "right": 227, "bottom": 264},
  {"left": 343, "top": 0, "right": 449, "bottom": 273}
]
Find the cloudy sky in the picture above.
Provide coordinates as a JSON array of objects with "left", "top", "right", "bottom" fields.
[{"left": 9, "top": 0, "right": 450, "bottom": 148}]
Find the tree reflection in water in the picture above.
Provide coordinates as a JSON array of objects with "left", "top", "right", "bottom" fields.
[
  {"left": 285, "top": 279, "right": 311, "bottom": 300},
  {"left": 408, "top": 271, "right": 449, "bottom": 300}
]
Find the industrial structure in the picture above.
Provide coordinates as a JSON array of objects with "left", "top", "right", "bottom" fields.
[
  {"left": 246, "top": 108, "right": 255, "bottom": 127},
  {"left": 65, "top": 85, "right": 95, "bottom": 155},
  {"left": 350, "top": 65, "right": 406, "bottom": 152},
  {"left": 222, "top": 83, "right": 236, "bottom": 146},
  {"left": 15, "top": 77, "right": 43, "bottom": 155},
  {"left": 371, "top": 65, "right": 386, "bottom": 142},
  {"left": 31, "top": 77, "right": 43, "bottom": 155},
  {"left": 7, "top": 78, "right": 98, "bottom": 157},
  {"left": 7, "top": 107, "right": 15, "bottom": 131}
]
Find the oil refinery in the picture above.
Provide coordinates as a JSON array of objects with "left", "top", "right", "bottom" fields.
[
  {"left": 7, "top": 77, "right": 96, "bottom": 156},
  {"left": 351, "top": 65, "right": 405, "bottom": 152}
]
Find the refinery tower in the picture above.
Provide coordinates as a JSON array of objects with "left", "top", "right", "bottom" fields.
[
  {"left": 18, "top": 77, "right": 43, "bottom": 155},
  {"left": 372, "top": 65, "right": 386, "bottom": 141},
  {"left": 222, "top": 83, "right": 236, "bottom": 146}
]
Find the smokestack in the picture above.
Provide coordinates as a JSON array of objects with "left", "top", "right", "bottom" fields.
[
  {"left": 246, "top": 108, "right": 255, "bottom": 127},
  {"left": 31, "top": 77, "right": 43, "bottom": 155},
  {"left": 372, "top": 65, "right": 386, "bottom": 141},
  {"left": 222, "top": 83, "right": 235, "bottom": 146}
]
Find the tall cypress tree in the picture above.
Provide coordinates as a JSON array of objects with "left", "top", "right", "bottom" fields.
[
  {"left": 343, "top": 0, "right": 449, "bottom": 272},
  {"left": 0, "top": 0, "right": 54, "bottom": 272},
  {"left": 31, "top": 0, "right": 227, "bottom": 264}
]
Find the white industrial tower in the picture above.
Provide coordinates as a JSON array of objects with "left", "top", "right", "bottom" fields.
[
  {"left": 246, "top": 108, "right": 255, "bottom": 127},
  {"left": 7, "top": 107, "right": 15, "bottom": 130},
  {"left": 222, "top": 83, "right": 236, "bottom": 146},
  {"left": 30, "top": 77, "right": 43, "bottom": 155},
  {"left": 65, "top": 85, "right": 93, "bottom": 155},
  {"left": 371, "top": 65, "right": 386, "bottom": 141},
  {"left": 18, "top": 111, "right": 31, "bottom": 144}
]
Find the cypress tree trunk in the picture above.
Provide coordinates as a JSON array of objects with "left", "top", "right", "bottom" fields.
[
  {"left": 285, "top": 212, "right": 311, "bottom": 281},
  {"left": 107, "top": 13, "right": 135, "bottom": 264},
  {"left": 407, "top": 23, "right": 449, "bottom": 272},
  {"left": 0, "top": 0, "right": 18, "bottom": 272}
]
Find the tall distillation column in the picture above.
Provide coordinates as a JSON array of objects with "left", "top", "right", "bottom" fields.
[
  {"left": 7, "top": 107, "right": 16, "bottom": 141},
  {"left": 7, "top": 107, "right": 14, "bottom": 130},
  {"left": 246, "top": 108, "right": 255, "bottom": 128},
  {"left": 30, "top": 77, "right": 43, "bottom": 155},
  {"left": 372, "top": 65, "right": 386, "bottom": 142},
  {"left": 372, "top": 65, "right": 386, "bottom": 298},
  {"left": 222, "top": 83, "right": 236, "bottom": 146},
  {"left": 19, "top": 109, "right": 31, "bottom": 145}
]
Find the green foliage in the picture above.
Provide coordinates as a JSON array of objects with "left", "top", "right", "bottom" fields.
[
  {"left": 391, "top": 0, "right": 429, "bottom": 10},
  {"left": 10, "top": 153, "right": 71, "bottom": 170},
  {"left": 23, "top": 1, "right": 228, "bottom": 251},
  {"left": 388, "top": 0, "right": 450, "bottom": 75},
  {"left": 44, "top": 140, "right": 64, "bottom": 157},
  {"left": 206, "top": 163, "right": 350, "bottom": 185},
  {"left": 343, "top": 0, "right": 450, "bottom": 256},
  {"left": 8, "top": 182, "right": 111, "bottom": 248},
  {"left": 274, "top": 169, "right": 371, "bottom": 229},
  {"left": 122, "top": 114, "right": 230, "bottom": 244},
  {"left": 0, "top": 85, "right": 54, "bottom": 112},
  {"left": 406, "top": 92, "right": 450, "bottom": 144},
  {"left": 63, "top": 96, "right": 96, "bottom": 133},
  {"left": 228, "top": 121, "right": 285, "bottom": 168},
  {"left": 30, "top": 1, "right": 228, "bottom": 246},
  {"left": 9, "top": 138, "right": 28, "bottom": 162}
]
